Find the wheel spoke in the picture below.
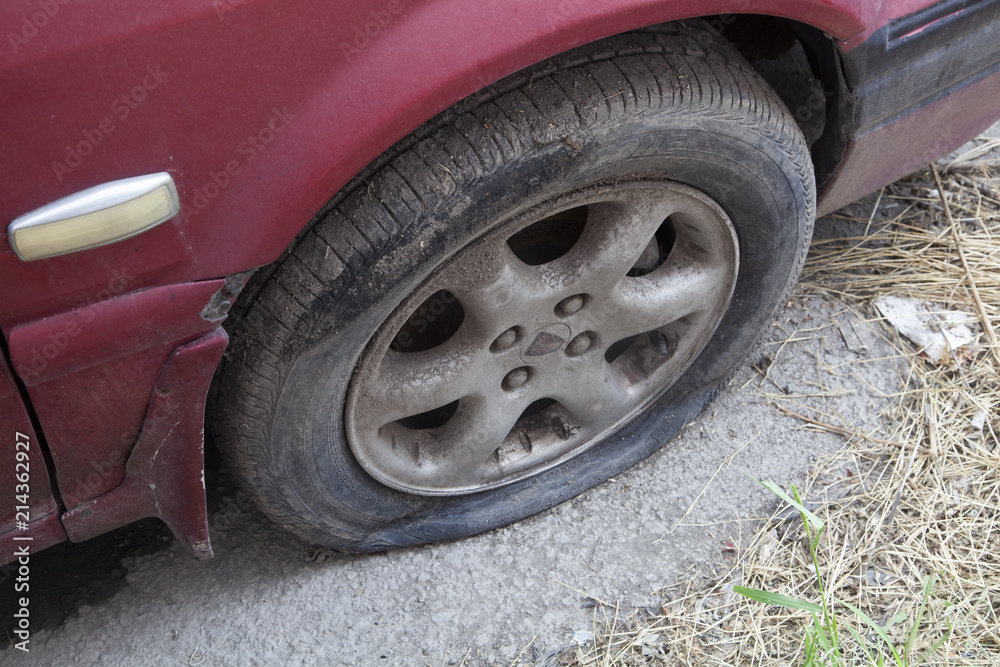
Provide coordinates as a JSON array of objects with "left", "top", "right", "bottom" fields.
[
  {"left": 434, "top": 240, "right": 548, "bottom": 332},
  {"left": 364, "top": 343, "right": 494, "bottom": 425},
  {"left": 599, "top": 240, "right": 734, "bottom": 342},
  {"left": 428, "top": 392, "right": 526, "bottom": 484},
  {"left": 552, "top": 196, "right": 674, "bottom": 292},
  {"left": 540, "top": 356, "right": 631, "bottom": 430}
]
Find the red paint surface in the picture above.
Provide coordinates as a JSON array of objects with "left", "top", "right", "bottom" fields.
[
  {"left": 0, "top": 0, "right": 972, "bottom": 553},
  {"left": 8, "top": 281, "right": 223, "bottom": 509},
  {"left": 61, "top": 329, "right": 227, "bottom": 559},
  {"left": 0, "top": 355, "right": 56, "bottom": 533},
  {"left": 819, "top": 68, "right": 1000, "bottom": 215}
]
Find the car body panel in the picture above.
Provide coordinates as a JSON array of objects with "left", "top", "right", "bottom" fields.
[
  {"left": 3, "top": 0, "right": 998, "bottom": 561},
  {"left": 819, "top": 0, "right": 1000, "bottom": 212},
  {"left": 7, "top": 280, "right": 226, "bottom": 509},
  {"left": 58, "top": 328, "right": 227, "bottom": 559},
  {"left": 0, "top": 352, "right": 63, "bottom": 565},
  {"left": 0, "top": 0, "right": 888, "bottom": 331},
  {"left": 820, "top": 61, "right": 1000, "bottom": 214}
]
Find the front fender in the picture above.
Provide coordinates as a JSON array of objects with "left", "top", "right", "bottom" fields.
[{"left": 0, "top": 0, "right": 883, "bottom": 330}]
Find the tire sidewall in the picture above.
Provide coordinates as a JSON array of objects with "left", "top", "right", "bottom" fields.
[{"left": 266, "top": 109, "right": 811, "bottom": 550}]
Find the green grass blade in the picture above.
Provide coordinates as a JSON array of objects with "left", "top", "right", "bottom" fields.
[
  {"left": 844, "top": 622, "right": 878, "bottom": 665},
  {"left": 905, "top": 574, "right": 937, "bottom": 661},
  {"left": 840, "top": 600, "right": 903, "bottom": 664},
  {"left": 759, "top": 479, "right": 825, "bottom": 531},
  {"left": 734, "top": 586, "right": 823, "bottom": 613},
  {"left": 801, "top": 629, "right": 817, "bottom": 667},
  {"left": 884, "top": 609, "right": 909, "bottom": 633},
  {"left": 790, "top": 486, "right": 840, "bottom": 658},
  {"left": 810, "top": 611, "right": 832, "bottom": 654},
  {"left": 913, "top": 620, "right": 952, "bottom": 667}
]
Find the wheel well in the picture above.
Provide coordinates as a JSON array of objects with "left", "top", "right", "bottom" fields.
[
  {"left": 218, "top": 13, "right": 849, "bottom": 347},
  {"left": 705, "top": 14, "right": 850, "bottom": 188}
]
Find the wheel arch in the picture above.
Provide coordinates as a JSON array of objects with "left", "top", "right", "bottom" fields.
[
  {"left": 206, "top": 0, "right": 867, "bottom": 282},
  {"left": 212, "top": 20, "right": 818, "bottom": 551}
]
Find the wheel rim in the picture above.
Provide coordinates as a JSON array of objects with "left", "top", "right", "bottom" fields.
[{"left": 345, "top": 181, "right": 740, "bottom": 496}]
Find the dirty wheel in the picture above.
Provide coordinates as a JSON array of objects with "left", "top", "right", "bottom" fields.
[
  {"left": 347, "top": 181, "right": 739, "bottom": 495},
  {"left": 214, "top": 22, "right": 814, "bottom": 551}
]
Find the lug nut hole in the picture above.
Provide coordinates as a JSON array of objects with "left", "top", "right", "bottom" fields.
[
  {"left": 503, "top": 367, "right": 530, "bottom": 391},
  {"left": 491, "top": 327, "right": 520, "bottom": 352},
  {"left": 556, "top": 294, "right": 586, "bottom": 316},
  {"left": 565, "top": 332, "right": 595, "bottom": 356}
]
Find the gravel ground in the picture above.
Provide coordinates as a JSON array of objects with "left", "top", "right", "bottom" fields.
[
  {"left": 5, "top": 133, "right": 997, "bottom": 667},
  {"left": 5, "top": 239, "right": 904, "bottom": 665}
]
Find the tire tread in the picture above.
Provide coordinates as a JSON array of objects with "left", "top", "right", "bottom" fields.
[{"left": 214, "top": 20, "right": 815, "bottom": 550}]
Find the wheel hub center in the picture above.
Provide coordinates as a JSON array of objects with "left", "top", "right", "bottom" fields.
[{"left": 520, "top": 323, "right": 571, "bottom": 364}]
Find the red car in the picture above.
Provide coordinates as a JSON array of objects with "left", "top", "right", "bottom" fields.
[{"left": 3, "top": 0, "right": 999, "bottom": 564}]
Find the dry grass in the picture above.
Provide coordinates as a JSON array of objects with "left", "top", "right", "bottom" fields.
[{"left": 552, "top": 166, "right": 1000, "bottom": 666}]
